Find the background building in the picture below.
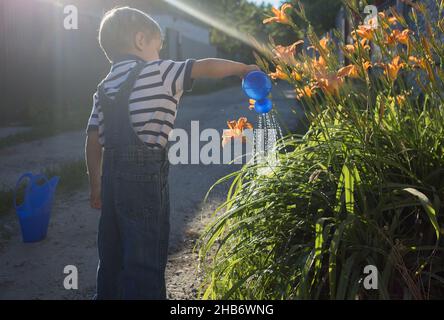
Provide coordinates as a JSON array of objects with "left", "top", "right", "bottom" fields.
[{"left": 0, "top": 0, "right": 217, "bottom": 125}]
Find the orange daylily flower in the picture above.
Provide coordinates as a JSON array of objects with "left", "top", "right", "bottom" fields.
[
  {"left": 384, "top": 56, "right": 405, "bottom": 81},
  {"left": 344, "top": 39, "right": 371, "bottom": 54},
  {"left": 263, "top": 3, "right": 293, "bottom": 25},
  {"left": 344, "top": 44, "right": 356, "bottom": 54},
  {"left": 269, "top": 65, "right": 289, "bottom": 81},
  {"left": 308, "top": 35, "right": 330, "bottom": 53},
  {"left": 385, "top": 30, "right": 397, "bottom": 45},
  {"left": 319, "top": 36, "right": 330, "bottom": 51},
  {"left": 388, "top": 16, "right": 398, "bottom": 25},
  {"left": 296, "top": 85, "right": 314, "bottom": 99},
  {"left": 397, "top": 29, "right": 412, "bottom": 45},
  {"left": 338, "top": 61, "right": 371, "bottom": 79},
  {"left": 291, "top": 70, "right": 302, "bottom": 81},
  {"left": 378, "top": 12, "right": 398, "bottom": 27},
  {"left": 273, "top": 40, "right": 304, "bottom": 65},
  {"left": 317, "top": 74, "right": 344, "bottom": 96},
  {"left": 386, "top": 29, "right": 412, "bottom": 46},
  {"left": 396, "top": 95, "right": 406, "bottom": 106},
  {"left": 308, "top": 55, "right": 343, "bottom": 96},
  {"left": 337, "top": 64, "right": 360, "bottom": 78},
  {"left": 408, "top": 56, "right": 427, "bottom": 69},
  {"left": 222, "top": 117, "right": 253, "bottom": 147},
  {"left": 358, "top": 39, "right": 371, "bottom": 51},
  {"left": 362, "top": 61, "right": 372, "bottom": 71},
  {"left": 249, "top": 99, "right": 256, "bottom": 110},
  {"left": 311, "top": 55, "right": 328, "bottom": 77},
  {"left": 352, "top": 25, "right": 374, "bottom": 41}
]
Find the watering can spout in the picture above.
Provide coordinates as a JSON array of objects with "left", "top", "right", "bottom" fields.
[{"left": 49, "top": 176, "right": 60, "bottom": 193}]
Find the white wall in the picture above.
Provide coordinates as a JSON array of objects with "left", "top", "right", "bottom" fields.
[
  {"left": 154, "top": 14, "right": 217, "bottom": 60},
  {"left": 153, "top": 14, "right": 211, "bottom": 45}
]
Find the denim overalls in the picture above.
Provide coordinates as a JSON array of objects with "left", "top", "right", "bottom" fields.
[{"left": 96, "top": 62, "right": 170, "bottom": 300}]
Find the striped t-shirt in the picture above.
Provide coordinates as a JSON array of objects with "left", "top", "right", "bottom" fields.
[{"left": 86, "top": 55, "right": 195, "bottom": 148}]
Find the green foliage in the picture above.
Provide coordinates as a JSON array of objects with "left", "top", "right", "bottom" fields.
[
  {"left": 199, "top": 97, "right": 444, "bottom": 299},
  {"left": 186, "top": 0, "right": 270, "bottom": 62},
  {"left": 181, "top": 0, "right": 342, "bottom": 62},
  {"left": 0, "top": 189, "right": 15, "bottom": 217},
  {"left": 294, "top": 0, "right": 343, "bottom": 35},
  {"left": 199, "top": 1, "right": 444, "bottom": 299},
  {"left": 43, "top": 160, "right": 88, "bottom": 194},
  {"left": 0, "top": 100, "right": 92, "bottom": 150}
]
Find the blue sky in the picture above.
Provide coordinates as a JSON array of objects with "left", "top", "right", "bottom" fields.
[{"left": 249, "top": 0, "right": 283, "bottom": 7}]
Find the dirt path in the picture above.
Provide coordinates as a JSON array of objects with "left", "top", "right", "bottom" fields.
[
  {"left": 0, "top": 84, "right": 298, "bottom": 299},
  {"left": 0, "top": 130, "right": 86, "bottom": 190},
  {"left": 0, "top": 189, "right": 218, "bottom": 299}
]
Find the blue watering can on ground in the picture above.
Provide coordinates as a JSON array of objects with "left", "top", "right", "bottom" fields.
[{"left": 13, "top": 173, "right": 59, "bottom": 243}]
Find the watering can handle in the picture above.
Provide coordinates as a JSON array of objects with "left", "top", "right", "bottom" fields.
[
  {"left": 32, "top": 174, "right": 50, "bottom": 186},
  {"left": 13, "top": 173, "right": 34, "bottom": 209}
]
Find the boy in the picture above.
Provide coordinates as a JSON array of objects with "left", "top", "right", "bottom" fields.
[{"left": 85, "top": 7, "right": 259, "bottom": 300}]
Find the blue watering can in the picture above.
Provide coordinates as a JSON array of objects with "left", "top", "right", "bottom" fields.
[
  {"left": 13, "top": 173, "right": 59, "bottom": 243},
  {"left": 242, "top": 71, "right": 273, "bottom": 114}
]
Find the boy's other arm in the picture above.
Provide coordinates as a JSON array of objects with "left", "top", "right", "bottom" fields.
[
  {"left": 85, "top": 131, "right": 102, "bottom": 210},
  {"left": 191, "top": 58, "right": 260, "bottom": 79}
]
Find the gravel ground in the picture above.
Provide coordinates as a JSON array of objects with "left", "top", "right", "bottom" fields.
[
  {"left": 0, "top": 189, "right": 218, "bottom": 299},
  {"left": 0, "top": 83, "right": 299, "bottom": 299}
]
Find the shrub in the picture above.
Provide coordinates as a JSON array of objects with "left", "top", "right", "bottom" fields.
[{"left": 199, "top": 0, "right": 444, "bottom": 299}]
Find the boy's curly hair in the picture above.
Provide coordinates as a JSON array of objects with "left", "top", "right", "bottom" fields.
[{"left": 99, "top": 7, "right": 162, "bottom": 62}]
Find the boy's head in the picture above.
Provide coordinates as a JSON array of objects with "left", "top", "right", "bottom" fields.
[{"left": 99, "top": 7, "right": 162, "bottom": 62}]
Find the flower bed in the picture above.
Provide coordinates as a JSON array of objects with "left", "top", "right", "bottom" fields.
[{"left": 199, "top": 1, "right": 444, "bottom": 300}]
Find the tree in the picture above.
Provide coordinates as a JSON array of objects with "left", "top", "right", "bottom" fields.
[
  {"left": 294, "top": 0, "right": 343, "bottom": 35},
  {"left": 180, "top": 0, "right": 343, "bottom": 62},
  {"left": 185, "top": 0, "right": 269, "bottom": 62}
]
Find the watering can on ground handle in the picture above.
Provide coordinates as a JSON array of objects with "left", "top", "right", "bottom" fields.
[{"left": 13, "top": 172, "right": 59, "bottom": 243}]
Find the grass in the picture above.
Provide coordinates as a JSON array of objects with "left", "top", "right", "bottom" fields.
[
  {"left": 0, "top": 126, "right": 77, "bottom": 150},
  {"left": 0, "top": 160, "right": 88, "bottom": 217},
  {"left": 0, "top": 189, "right": 15, "bottom": 218},
  {"left": 43, "top": 160, "right": 88, "bottom": 193},
  {"left": 0, "top": 98, "right": 90, "bottom": 150}
]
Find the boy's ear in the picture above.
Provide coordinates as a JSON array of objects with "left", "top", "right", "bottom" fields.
[{"left": 134, "top": 31, "right": 146, "bottom": 52}]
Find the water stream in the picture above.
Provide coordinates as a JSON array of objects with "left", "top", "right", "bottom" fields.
[{"left": 254, "top": 112, "right": 283, "bottom": 174}]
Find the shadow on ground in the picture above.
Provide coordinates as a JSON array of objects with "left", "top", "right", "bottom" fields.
[{"left": 0, "top": 82, "right": 302, "bottom": 299}]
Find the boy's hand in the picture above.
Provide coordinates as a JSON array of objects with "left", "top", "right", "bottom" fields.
[
  {"left": 90, "top": 186, "right": 102, "bottom": 210},
  {"left": 239, "top": 64, "right": 261, "bottom": 79}
]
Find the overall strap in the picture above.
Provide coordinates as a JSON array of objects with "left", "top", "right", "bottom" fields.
[
  {"left": 97, "top": 62, "right": 146, "bottom": 112},
  {"left": 98, "top": 62, "right": 146, "bottom": 149},
  {"left": 114, "top": 62, "right": 146, "bottom": 106}
]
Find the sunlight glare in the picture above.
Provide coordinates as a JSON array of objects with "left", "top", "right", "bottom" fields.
[{"left": 164, "top": 0, "right": 272, "bottom": 57}]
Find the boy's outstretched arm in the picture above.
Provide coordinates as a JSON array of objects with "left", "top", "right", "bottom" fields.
[
  {"left": 191, "top": 58, "right": 260, "bottom": 79},
  {"left": 85, "top": 131, "right": 103, "bottom": 210}
]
